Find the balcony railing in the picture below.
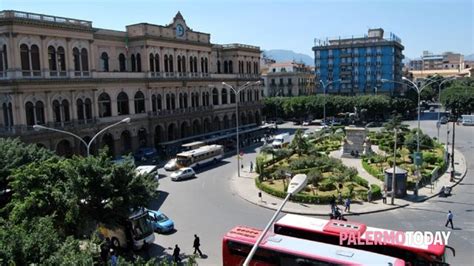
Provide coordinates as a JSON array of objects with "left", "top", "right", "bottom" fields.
[{"left": 0, "top": 10, "right": 92, "bottom": 28}]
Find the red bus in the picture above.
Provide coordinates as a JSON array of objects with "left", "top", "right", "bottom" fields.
[
  {"left": 274, "top": 214, "right": 454, "bottom": 265},
  {"left": 222, "top": 226, "right": 405, "bottom": 266}
]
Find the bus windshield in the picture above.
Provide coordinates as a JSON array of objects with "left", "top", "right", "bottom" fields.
[
  {"left": 176, "top": 155, "right": 191, "bottom": 167},
  {"left": 130, "top": 214, "right": 153, "bottom": 240}
]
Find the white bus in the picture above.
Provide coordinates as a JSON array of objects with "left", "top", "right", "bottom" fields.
[{"left": 176, "top": 144, "right": 224, "bottom": 169}]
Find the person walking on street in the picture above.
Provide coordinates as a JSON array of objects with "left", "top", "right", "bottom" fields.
[
  {"left": 344, "top": 198, "right": 351, "bottom": 213},
  {"left": 445, "top": 210, "right": 454, "bottom": 229},
  {"left": 367, "top": 188, "right": 373, "bottom": 202},
  {"left": 337, "top": 192, "right": 342, "bottom": 205},
  {"left": 193, "top": 234, "right": 203, "bottom": 257},
  {"left": 250, "top": 161, "right": 254, "bottom": 173},
  {"left": 173, "top": 244, "right": 182, "bottom": 263},
  {"left": 382, "top": 188, "right": 387, "bottom": 204}
]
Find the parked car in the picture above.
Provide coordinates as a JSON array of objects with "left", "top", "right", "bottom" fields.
[
  {"left": 147, "top": 210, "right": 174, "bottom": 233},
  {"left": 302, "top": 121, "right": 310, "bottom": 126},
  {"left": 134, "top": 147, "right": 158, "bottom": 161},
  {"left": 170, "top": 167, "right": 196, "bottom": 181},
  {"left": 164, "top": 158, "right": 178, "bottom": 171},
  {"left": 429, "top": 106, "right": 435, "bottom": 112},
  {"left": 439, "top": 116, "right": 448, "bottom": 124}
]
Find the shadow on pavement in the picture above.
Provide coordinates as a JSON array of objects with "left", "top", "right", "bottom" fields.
[
  {"left": 148, "top": 190, "right": 169, "bottom": 210},
  {"left": 430, "top": 200, "right": 474, "bottom": 206}
]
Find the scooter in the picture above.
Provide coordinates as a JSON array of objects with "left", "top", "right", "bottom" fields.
[{"left": 330, "top": 207, "right": 347, "bottom": 221}]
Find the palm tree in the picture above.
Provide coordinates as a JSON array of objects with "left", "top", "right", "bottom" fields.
[{"left": 290, "top": 129, "right": 310, "bottom": 156}]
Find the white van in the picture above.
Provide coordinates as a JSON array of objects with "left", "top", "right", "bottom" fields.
[
  {"left": 461, "top": 115, "right": 474, "bottom": 126},
  {"left": 272, "top": 133, "right": 291, "bottom": 149},
  {"left": 136, "top": 165, "right": 160, "bottom": 181}
]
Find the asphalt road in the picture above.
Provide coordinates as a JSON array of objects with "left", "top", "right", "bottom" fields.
[{"left": 145, "top": 119, "right": 473, "bottom": 265}]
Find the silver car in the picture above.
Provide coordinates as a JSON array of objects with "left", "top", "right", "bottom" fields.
[
  {"left": 170, "top": 167, "right": 196, "bottom": 181},
  {"left": 164, "top": 158, "right": 178, "bottom": 171}
]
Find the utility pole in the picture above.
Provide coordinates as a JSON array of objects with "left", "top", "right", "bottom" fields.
[
  {"left": 391, "top": 128, "right": 397, "bottom": 205},
  {"left": 450, "top": 120, "right": 456, "bottom": 182}
]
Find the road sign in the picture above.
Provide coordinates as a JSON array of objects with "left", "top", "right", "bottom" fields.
[{"left": 414, "top": 152, "right": 423, "bottom": 166}]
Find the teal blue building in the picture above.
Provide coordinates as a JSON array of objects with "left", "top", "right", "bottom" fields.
[{"left": 313, "top": 29, "right": 404, "bottom": 95}]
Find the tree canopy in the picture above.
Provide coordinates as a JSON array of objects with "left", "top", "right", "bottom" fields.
[{"left": 441, "top": 80, "right": 474, "bottom": 117}]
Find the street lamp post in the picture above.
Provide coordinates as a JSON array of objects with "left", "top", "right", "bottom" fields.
[
  {"left": 436, "top": 76, "right": 457, "bottom": 140},
  {"left": 320, "top": 79, "right": 341, "bottom": 125},
  {"left": 222, "top": 81, "right": 260, "bottom": 177},
  {"left": 243, "top": 174, "right": 308, "bottom": 266},
  {"left": 33, "top": 117, "right": 131, "bottom": 156},
  {"left": 382, "top": 77, "right": 439, "bottom": 191}
]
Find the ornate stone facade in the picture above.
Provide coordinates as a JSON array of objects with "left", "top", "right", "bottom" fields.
[{"left": 0, "top": 10, "right": 262, "bottom": 157}]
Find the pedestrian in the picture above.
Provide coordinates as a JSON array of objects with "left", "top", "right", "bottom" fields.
[
  {"left": 250, "top": 161, "right": 254, "bottom": 173},
  {"left": 344, "top": 198, "right": 351, "bottom": 212},
  {"left": 445, "top": 210, "right": 454, "bottom": 229},
  {"left": 382, "top": 188, "right": 387, "bottom": 204},
  {"left": 193, "top": 234, "right": 203, "bottom": 257},
  {"left": 100, "top": 238, "right": 111, "bottom": 265},
  {"left": 173, "top": 244, "right": 182, "bottom": 263},
  {"left": 338, "top": 192, "right": 342, "bottom": 205},
  {"left": 110, "top": 249, "right": 118, "bottom": 266},
  {"left": 367, "top": 188, "right": 372, "bottom": 202},
  {"left": 330, "top": 195, "right": 336, "bottom": 213}
]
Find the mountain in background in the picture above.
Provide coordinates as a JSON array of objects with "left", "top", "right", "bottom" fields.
[
  {"left": 263, "top": 49, "right": 314, "bottom": 66},
  {"left": 465, "top": 54, "right": 474, "bottom": 61}
]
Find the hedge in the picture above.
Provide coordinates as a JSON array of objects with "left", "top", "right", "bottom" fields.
[
  {"left": 362, "top": 160, "right": 384, "bottom": 181},
  {"left": 354, "top": 175, "right": 369, "bottom": 188}
]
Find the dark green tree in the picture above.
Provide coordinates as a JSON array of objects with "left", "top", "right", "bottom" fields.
[
  {"left": 441, "top": 80, "right": 474, "bottom": 117},
  {"left": 290, "top": 129, "right": 310, "bottom": 156}
]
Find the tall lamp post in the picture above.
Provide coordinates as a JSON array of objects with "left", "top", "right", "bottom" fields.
[
  {"left": 382, "top": 77, "right": 439, "bottom": 191},
  {"left": 436, "top": 76, "right": 457, "bottom": 140},
  {"left": 33, "top": 117, "right": 131, "bottom": 156},
  {"left": 320, "top": 79, "right": 341, "bottom": 125},
  {"left": 243, "top": 174, "right": 308, "bottom": 266},
  {"left": 222, "top": 81, "right": 260, "bottom": 177}
]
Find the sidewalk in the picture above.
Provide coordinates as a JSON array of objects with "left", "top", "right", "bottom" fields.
[{"left": 231, "top": 148, "right": 468, "bottom": 216}]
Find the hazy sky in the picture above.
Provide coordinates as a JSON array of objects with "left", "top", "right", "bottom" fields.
[{"left": 1, "top": 0, "right": 473, "bottom": 59}]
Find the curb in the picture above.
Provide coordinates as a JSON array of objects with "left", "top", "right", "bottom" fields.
[{"left": 232, "top": 177, "right": 410, "bottom": 216}]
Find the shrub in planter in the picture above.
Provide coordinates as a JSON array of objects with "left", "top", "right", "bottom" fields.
[
  {"left": 354, "top": 175, "right": 369, "bottom": 188},
  {"left": 319, "top": 179, "right": 337, "bottom": 191},
  {"left": 370, "top": 184, "right": 382, "bottom": 199}
]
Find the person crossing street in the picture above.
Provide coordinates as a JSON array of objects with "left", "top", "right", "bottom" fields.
[{"left": 193, "top": 234, "right": 203, "bottom": 257}]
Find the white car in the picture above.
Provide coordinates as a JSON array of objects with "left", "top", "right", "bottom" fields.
[
  {"left": 170, "top": 167, "right": 196, "bottom": 181},
  {"left": 164, "top": 158, "right": 178, "bottom": 171},
  {"left": 302, "top": 121, "right": 310, "bottom": 126}
]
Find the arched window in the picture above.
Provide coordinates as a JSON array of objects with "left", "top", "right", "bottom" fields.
[
  {"left": 152, "top": 95, "right": 157, "bottom": 112},
  {"left": 117, "top": 92, "right": 129, "bottom": 115},
  {"left": 85, "top": 99, "right": 92, "bottom": 120},
  {"left": 73, "top": 48, "right": 80, "bottom": 71},
  {"left": 53, "top": 100, "right": 61, "bottom": 122},
  {"left": 136, "top": 53, "right": 142, "bottom": 72},
  {"left": 166, "top": 94, "right": 171, "bottom": 110},
  {"left": 62, "top": 99, "right": 70, "bottom": 122},
  {"left": 100, "top": 52, "right": 109, "bottom": 72},
  {"left": 48, "top": 46, "right": 57, "bottom": 72},
  {"left": 230, "top": 89, "right": 236, "bottom": 104},
  {"left": 119, "top": 53, "right": 126, "bottom": 72},
  {"left": 98, "top": 93, "right": 111, "bottom": 117},
  {"left": 181, "top": 56, "right": 186, "bottom": 73},
  {"left": 57, "top": 47, "right": 66, "bottom": 73},
  {"left": 202, "top": 92, "right": 206, "bottom": 107},
  {"left": 2, "top": 102, "right": 13, "bottom": 127},
  {"left": 193, "top": 56, "right": 197, "bottom": 73},
  {"left": 217, "top": 60, "right": 221, "bottom": 74},
  {"left": 157, "top": 94, "right": 162, "bottom": 110},
  {"left": 80, "top": 48, "right": 88, "bottom": 72},
  {"left": 212, "top": 88, "right": 219, "bottom": 105},
  {"left": 35, "top": 101, "right": 45, "bottom": 124},
  {"left": 179, "top": 93, "right": 183, "bottom": 109},
  {"left": 0, "top": 44, "right": 8, "bottom": 76},
  {"left": 134, "top": 91, "right": 145, "bottom": 113},
  {"left": 77, "top": 99, "right": 84, "bottom": 120},
  {"left": 205, "top": 58, "right": 208, "bottom": 73},
  {"left": 224, "top": 61, "right": 228, "bottom": 74},
  {"left": 131, "top": 54, "right": 136, "bottom": 72},
  {"left": 171, "top": 94, "right": 176, "bottom": 110},
  {"left": 177, "top": 55, "right": 182, "bottom": 73},
  {"left": 228, "top": 60, "right": 233, "bottom": 74},
  {"left": 155, "top": 54, "right": 160, "bottom": 72},
  {"left": 183, "top": 93, "right": 188, "bottom": 108},
  {"left": 189, "top": 57, "right": 194, "bottom": 73},
  {"left": 149, "top": 53, "right": 155, "bottom": 72},
  {"left": 25, "top": 101, "right": 35, "bottom": 126},
  {"left": 201, "top": 58, "right": 204, "bottom": 73},
  {"left": 169, "top": 55, "right": 173, "bottom": 73},
  {"left": 20, "top": 44, "right": 30, "bottom": 73},
  {"left": 164, "top": 55, "right": 168, "bottom": 72},
  {"left": 31, "top": 45, "right": 40, "bottom": 75},
  {"left": 221, "top": 88, "right": 228, "bottom": 104}
]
